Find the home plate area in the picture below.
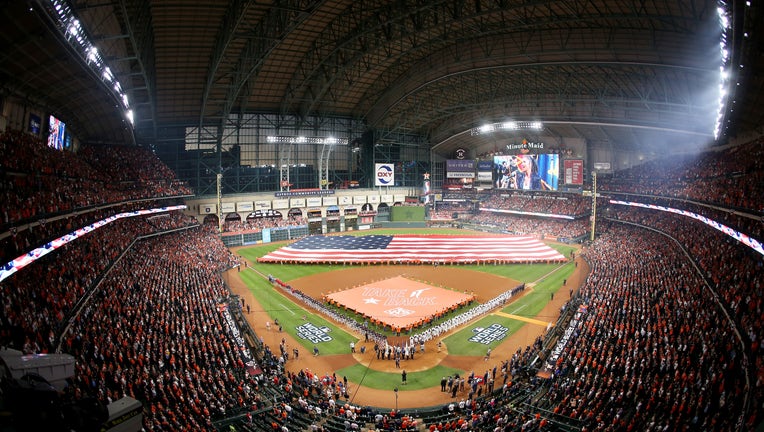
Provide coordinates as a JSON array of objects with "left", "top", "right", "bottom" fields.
[{"left": 326, "top": 276, "right": 475, "bottom": 333}]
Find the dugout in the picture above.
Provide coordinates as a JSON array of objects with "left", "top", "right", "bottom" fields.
[
  {"left": 307, "top": 208, "right": 323, "bottom": 234},
  {"left": 344, "top": 214, "right": 358, "bottom": 230}
]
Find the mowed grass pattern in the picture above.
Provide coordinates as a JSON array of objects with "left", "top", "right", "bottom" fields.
[
  {"left": 337, "top": 364, "right": 465, "bottom": 392},
  {"left": 442, "top": 259, "right": 574, "bottom": 356},
  {"left": 237, "top": 229, "right": 577, "bottom": 388},
  {"left": 238, "top": 270, "right": 357, "bottom": 355}
]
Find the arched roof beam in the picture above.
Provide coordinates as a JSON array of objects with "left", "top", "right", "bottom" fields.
[
  {"left": 204, "top": 0, "right": 325, "bottom": 134},
  {"left": 282, "top": 0, "right": 712, "bottom": 123},
  {"left": 116, "top": 0, "right": 158, "bottom": 146},
  {"left": 376, "top": 63, "right": 714, "bottom": 141},
  {"left": 198, "top": 0, "right": 256, "bottom": 129},
  {"left": 365, "top": 26, "right": 711, "bottom": 122}
]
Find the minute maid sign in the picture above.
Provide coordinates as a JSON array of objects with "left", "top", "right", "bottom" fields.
[{"left": 375, "top": 163, "right": 395, "bottom": 186}]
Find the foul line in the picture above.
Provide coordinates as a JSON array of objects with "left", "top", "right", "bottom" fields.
[
  {"left": 492, "top": 311, "right": 553, "bottom": 327},
  {"left": 242, "top": 263, "right": 297, "bottom": 315},
  {"left": 530, "top": 258, "right": 576, "bottom": 286},
  {"left": 499, "top": 258, "right": 576, "bottom": 322}
]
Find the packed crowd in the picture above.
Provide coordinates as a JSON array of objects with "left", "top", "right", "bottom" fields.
[
  {"left": 452, "top": 191, "right": 592, "bottom": 239},
  {"left": 0, "top": 129, "right": 191, "bottom": 230},
  {"left": 464, "top": 213, "right": 589, "bottom": 239},
  {"left": 223, "top": 215, "right": 306, "bottom": 233},
  {"left": 598, "top": 137, "right": 764, "bottom": 211},
  {"left": 0, "top": 199, "right": 190, "bottom": 264},
  {"left": 606, "top": 206, "right": 763, "bottom": 428},
  {"left": 538, "top": 226, "right": 749, "bottom": 431},
  {"left": 606, "top": 206, "right": 762, "bottom": 345},
  {"left": 419, "top": 336, "right": 554, "bottom": 431},
  {"left": 480, "top": 192, "right": 591, "bottom": 217},
  {"left": 604, "top": 196, "right": 762, "bottom": 244},
  {"left": 428, "top": 202, "right": 475, "bottom": 220},
  {"left": 0, "top": 129, "right": 761, "bottom": 431},
  {"left": 61, "top": 226, "right": 250, "bottom": 431},
  {"left": 0, "top": 210, "right": 196, "bottom": 354}
]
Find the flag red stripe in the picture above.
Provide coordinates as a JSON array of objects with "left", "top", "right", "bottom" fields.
[{"left": 259, "top": 235, "right": 566, "bottom": 263}]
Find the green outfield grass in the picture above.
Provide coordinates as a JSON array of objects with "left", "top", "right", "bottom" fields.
[
  {"left": 336, "top": 363, "right": 464, "bottom": 392},
  {"left": 238, "top": 237, "right": 576, "bottom": 286},
  {"left": 237, "top": 228, "right": 578, "bottom": 376},
  {"left": 441, "top": 260, "right": 574, "bottom": 356},
  {"left": 238, "top": 270, "right": 358, "bottom": 355}
]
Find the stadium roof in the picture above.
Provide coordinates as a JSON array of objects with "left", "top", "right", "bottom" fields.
[{"left": 1, "top": 0, "right": 761, "bottom": 155}]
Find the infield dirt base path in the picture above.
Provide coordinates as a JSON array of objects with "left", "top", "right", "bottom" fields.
[{"left": 226, "top": 248, "right": 588, "bottom": 410}]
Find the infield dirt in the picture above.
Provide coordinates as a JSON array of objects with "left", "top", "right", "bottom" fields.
[{"left": 226, "top": 248, "right": 588, "bottom": 409}]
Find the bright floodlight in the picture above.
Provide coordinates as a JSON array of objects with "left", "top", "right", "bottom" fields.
[
  {"left": 479, "top": 124, "right": 495, "bottom": 133},
  {"left": 471, "top": 121, "right": 543, "bottom": 136},
  {"left": 714, "top": 3, "right": 732, "bottom": 139},
  {"left": 266, "top": 136, "right": 348, "bottom": 145},
  {"left": 49, "top": 3, "right": 134, "bottom": 128}
]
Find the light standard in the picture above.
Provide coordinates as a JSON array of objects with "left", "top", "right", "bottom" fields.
[{"left": 393, "top": 387, "right": 398, "bottom": 413}]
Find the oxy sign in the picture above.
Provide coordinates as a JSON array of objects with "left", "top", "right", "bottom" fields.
[{"left": 375, "top": 163, "right": 395, "bottom": 186}]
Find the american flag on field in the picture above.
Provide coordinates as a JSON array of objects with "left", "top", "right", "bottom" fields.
[{"left": 257, "top": 234, "right": 566, "bottom": 264}]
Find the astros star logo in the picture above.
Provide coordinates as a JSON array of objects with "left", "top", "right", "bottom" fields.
[{"left": 364, "top": 297, "right": 380, "bottom": 304}]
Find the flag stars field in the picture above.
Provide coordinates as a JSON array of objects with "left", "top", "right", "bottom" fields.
[{"left": 257, "top": 234, "right": 566, "bottom": 264}]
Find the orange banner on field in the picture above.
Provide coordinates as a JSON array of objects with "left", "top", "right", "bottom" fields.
[{"left": 327, "top": 276, "right": 474, "bottom": 330}]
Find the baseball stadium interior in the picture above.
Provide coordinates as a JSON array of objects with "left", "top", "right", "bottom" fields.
[{"left": 0, "top": 0, "right": 763, "bottom": 431}]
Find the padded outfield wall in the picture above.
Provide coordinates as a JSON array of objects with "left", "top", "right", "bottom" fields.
[{"left": 390, "top": 206, "right": 425, "bottom": 222}]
